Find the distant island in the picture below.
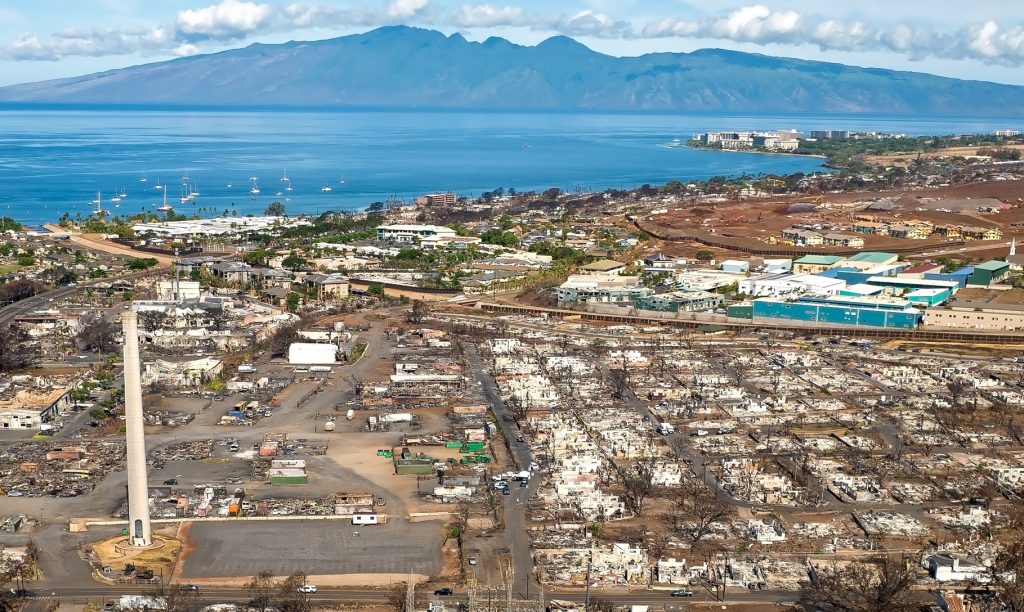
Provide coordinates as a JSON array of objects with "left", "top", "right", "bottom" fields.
[{"left": 2, "top": 25, "right": 1024, "bottom": 115}]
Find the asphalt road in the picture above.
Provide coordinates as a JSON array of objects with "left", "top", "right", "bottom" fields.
[
  {"left": 27, "top": 584, "right": 802, "bottom": 607},
  {"left": 0, "top": 270, "right": 153, "bottom": 327},
  {"left": 463, "top": 342, "right": 541, "bottom": 598}
]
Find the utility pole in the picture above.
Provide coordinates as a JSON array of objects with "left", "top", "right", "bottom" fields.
[
  {"left": 584, "top": 550, "right": 592, "bottom": 611},
  {"left": 405, "top": 574, "right": 415, "bottom": 612}
]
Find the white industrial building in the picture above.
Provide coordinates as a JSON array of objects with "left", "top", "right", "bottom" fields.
[
  {"left": 0, "top": 385, "right": 75, "bottom": 430},
  {"left": 287, "top": 343, "right": 338, "bottom": 365}
]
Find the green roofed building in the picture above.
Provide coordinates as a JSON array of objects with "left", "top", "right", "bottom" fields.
[
  {"left": 842, "top": 252, "right": 899, "bottom": 270},
  {"left": 793, "top": 255, "right": 845, "bottom": 274},
  {"left": 968, "top": 260, "right": 1010, "bottom": 286}
]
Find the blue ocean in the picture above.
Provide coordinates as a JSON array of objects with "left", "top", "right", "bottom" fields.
[{"left": 0, "top": 105, "right": 1017, "bottom": 226}]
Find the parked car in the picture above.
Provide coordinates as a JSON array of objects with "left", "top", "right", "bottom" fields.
[
  {"left": 297, "top": 584, "right": 317, "bottom": 593},
  {"left": 670, "top": 589, "right": 694, "bottom": 597},
  {"left": 434, "top": 587, "right": 454, "bottom": 596},
  {"left": 502, "top": 488, "right": 511, "bottom": 495},
  {"left": 468, "top": 556, "right": 478, "bottom": 565},
  {"left": 182, "top": 584, "right": 199, "bottom": 591},
  {"left": 163, "top": 478, "right": 178, "bottom": 485}
]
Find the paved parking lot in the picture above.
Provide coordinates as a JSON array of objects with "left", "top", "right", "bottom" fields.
[{"left": 182, "top": 518, "right": 443, "bottom": 577}]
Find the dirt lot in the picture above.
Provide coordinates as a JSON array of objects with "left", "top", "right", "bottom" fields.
[
  {"left": 864, "top": 144, "right": 1024, "bottom": 166},
  {"left": 639, "top": 180, "right": 1024, "bottom": 259}
]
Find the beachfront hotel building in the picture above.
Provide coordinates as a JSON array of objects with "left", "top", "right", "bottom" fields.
[{"left": 376, "top": 224, "right": 458, "bottom": 243}]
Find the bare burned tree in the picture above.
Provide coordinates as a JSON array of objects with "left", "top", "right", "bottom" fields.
[
  {"left": 609, "top": 367, "right": 630, "bottom": 400},
  {"left": 269, "top": 321, "right": 300, "bottom": 358},
  {"left": 146, "top": 583, "right": 199, "bottom": 611},
  {"left": 137, "top": 309, "right": 170, "bottom": 331},
  {"left": 407, "top": 299, "right": 429, "bottom": 325},
  {"left": 277, "top": 570, "right": 312, "bottom": 612},
  {"left": 799, "top": 555, "right": 919, "bottom": 612},
  {"left": 77, "top": 314, "right": 119, "bottom": 354},
  {"left": 947, "top": 380, "right": 967, "bottom": 410},
  {"left": 992, "top": 538, "right": 1024, "bottom": 610},
  {"left": 0, "top": 326, "right": 39, "bottom": 373},
  {"left": 245, "top": 570, "right": 276, "bottom": 612},
  {"left": 347, "top": 373, "right": 366, "bottom": 397},
  {"left": 385, "top": 582, "right": 413, "bottom": 612},
  {"left": 674, "top": 480, "right": 733, "bottom": 543},
  {"left": 615, "top": 459, "right": 657, "bottom": 515}
]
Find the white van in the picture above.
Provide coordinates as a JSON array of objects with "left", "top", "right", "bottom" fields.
[{"left": 352, "top": 514, "right": 379, "bottom": 525}]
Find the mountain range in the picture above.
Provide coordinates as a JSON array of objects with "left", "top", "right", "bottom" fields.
[{"left": 1, "top": 25, "right": 1022, "bottom": 115}]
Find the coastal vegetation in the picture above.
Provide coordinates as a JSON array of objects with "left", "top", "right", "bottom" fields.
[{"left": 691, "top": 132, "right": 1024, "bottom": 170}]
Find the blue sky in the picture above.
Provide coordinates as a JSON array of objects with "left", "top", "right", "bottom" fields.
[{"left": 1, "top": 0, "right": 1022, "bottom": 86}]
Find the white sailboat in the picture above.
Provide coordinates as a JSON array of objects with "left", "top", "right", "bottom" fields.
[
  {"left": 154, "top": 179, "right": 163, "bottom": 190},
  {"left": 158, "top": 186, "right": 174, "bottom": 213},
  {"left": 91, "top": 192, "right": 106, "bottom": 216},
  {"left": 250, "top": 177, "right": 261, "bottom": 195},
  {"left": 321, "top": 183, "right": 332, "bottom": 192},
  {"left": 139, "top": 173, "right": 148, "bottom": 183},
  {"left": 281, "top": 168, "right": 289, "bottom": 183},
  {"left": 284, "top": 178, "right": 293, "bottom": 192},
  {"left": 180, "top": 183, "right": 195, "bottom": 204}
]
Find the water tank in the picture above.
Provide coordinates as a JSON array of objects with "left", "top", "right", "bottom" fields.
[{"left": 324, "top": 421, "right": 336, "bottom": 432}]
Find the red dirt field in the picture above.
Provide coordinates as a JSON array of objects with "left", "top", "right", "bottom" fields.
[{"left": 638, "top": 180, "right": 1024, "bottom": 259}]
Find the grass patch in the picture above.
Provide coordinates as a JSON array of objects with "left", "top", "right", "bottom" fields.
[{"left": 346, "top": 342, "right": 367, "bottom": 364}]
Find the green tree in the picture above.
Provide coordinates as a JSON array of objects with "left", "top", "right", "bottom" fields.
[
  {"left": 367, "top": 283, "right": 385, "bottom": 298},
  {"left": 0, "top": 216, "right": 23, "bottom": 232},
  {"left": 286, "top": 291, "right": 301, "bottom": 312},
  {"left": 244, "top": 248, "right": 273, "bottom": 267},
  {"left": 694, "top": 250, "right": 715, "bottom": 262},
  {"left": 16, "top": 253, "right": 34, "bottom": 266},
  {"left": 264, "top": 201, "right": 286, "bottom": 216},
  {"left": 480, "top": 228, "right": 519, "bottom": 248},
  {"left": 281, "top": 251, "right": 308, "bottom": 271},
  {"left": 126, "top": 257, "right": 158, "bottom": 270}
]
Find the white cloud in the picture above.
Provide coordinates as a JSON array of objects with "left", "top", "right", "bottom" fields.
[
  {"left": 451, "top": 4, "right": 527, "bottom": 28},
  {"left": 639, "top": 4, "right": 1024, "bottom": 66},
  {"left": 176, "top": 0, "right": 277, "bottom": 41},
  {"left": 556, "top": 10, "right": 632, "bottom": 39},
  {"left": 449, "top": 4, "right": 629, "bottom": 38},
  {"left": 173, "top": 43, "right": 202, "bottom": 57},
  {"left": 5, "top": 26, "right": 173, "bottom": 61},
  {"left": 386, "top": 0, "right": 429, "bottom": 20}
]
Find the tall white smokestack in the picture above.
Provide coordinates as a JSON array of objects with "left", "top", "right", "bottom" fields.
[{"left": 122, "top": 310, "right": 152, "bottom": 547}]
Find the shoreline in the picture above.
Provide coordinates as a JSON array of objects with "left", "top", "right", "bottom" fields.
[{"left": 687, "top": 143, "right": 829, "bottom": 161}]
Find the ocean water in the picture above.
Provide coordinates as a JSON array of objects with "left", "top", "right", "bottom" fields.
[{"left": 0, "top": 106, "right": 1017, "bottom": 226}]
